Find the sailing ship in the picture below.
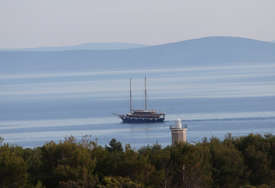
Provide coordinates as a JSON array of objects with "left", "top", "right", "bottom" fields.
[{"left": 116, "top": 77, "right": 165, "bottom": 123}]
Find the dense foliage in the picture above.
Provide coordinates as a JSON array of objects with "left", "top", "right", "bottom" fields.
[{"left": 0, "top": 134, "right": 274, "bottom": 188}]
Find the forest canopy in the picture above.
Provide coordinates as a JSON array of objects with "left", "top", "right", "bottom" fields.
[{"left": 0, "top": 134, "right": 274, "bottom": 188}]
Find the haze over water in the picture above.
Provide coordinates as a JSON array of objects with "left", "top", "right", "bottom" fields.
[{"left": 1, "top": 63, "right": 275, "bottom": 148}]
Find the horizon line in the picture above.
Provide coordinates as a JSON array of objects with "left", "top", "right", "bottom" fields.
[{"left": 1, "top": 35, "right": 274, "bottom": 50}]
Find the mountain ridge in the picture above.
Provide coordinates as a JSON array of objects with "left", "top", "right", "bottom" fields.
[{"left": 1, "top": 36, "right": 275, "bottom": 74}]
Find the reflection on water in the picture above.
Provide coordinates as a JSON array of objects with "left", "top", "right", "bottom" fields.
[{"left": 1, "top": 117, "right": 275, "bottom": 148}]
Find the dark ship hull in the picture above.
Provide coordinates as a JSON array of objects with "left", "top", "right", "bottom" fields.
[
  {"left": 119, "top": 110, "right": 165, "bottom": 123},
  {"left": 119, "top": 115, "right": 165, "bottom": 123}
]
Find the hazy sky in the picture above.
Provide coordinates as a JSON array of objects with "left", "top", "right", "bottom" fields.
[{"left": 0, "top": 0, "right": 274, "bottom": 48}]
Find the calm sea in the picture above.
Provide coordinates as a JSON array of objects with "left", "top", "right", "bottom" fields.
[{"left": 0, "top": 63, "right": 275, "bottom": 148}]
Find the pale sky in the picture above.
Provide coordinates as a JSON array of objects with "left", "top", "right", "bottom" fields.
[{"left": 0, "top": 0, "right": 274, "bottom": 48}]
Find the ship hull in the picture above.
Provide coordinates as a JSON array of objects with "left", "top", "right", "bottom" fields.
[{"left": 120, "top": 117, "right": 165, "bottom": 123}]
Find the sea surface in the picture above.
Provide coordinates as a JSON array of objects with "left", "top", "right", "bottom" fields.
[{"left": 0, "top": 63, "right": 275, "bottom": 148}]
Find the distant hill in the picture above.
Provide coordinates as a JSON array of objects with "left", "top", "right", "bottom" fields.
[
  {"left": 0, "top": 42, "right": 146, "bottom": 51},
  {"left": 1, "top": 36, "right": 275, "bottom": 74}
]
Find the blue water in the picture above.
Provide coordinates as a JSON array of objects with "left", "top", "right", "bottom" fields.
[{"left": 0, "top": 63, "right": 275, "bottom": 148}]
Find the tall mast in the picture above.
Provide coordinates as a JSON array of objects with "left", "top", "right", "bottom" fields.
[
  {"left": 130, "top": 78, "right": 133, "bottom": 113},
  {"left": 144, "top": 75, "right": 147, "bottom": 111}
]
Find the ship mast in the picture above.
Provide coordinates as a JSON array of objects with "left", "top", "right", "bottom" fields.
[
  {"left": 130, "top": 78, "right": 133, "bottom": 113},
  {"left": 144, "top": 75, "right": 147, "bottom": 111}
]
